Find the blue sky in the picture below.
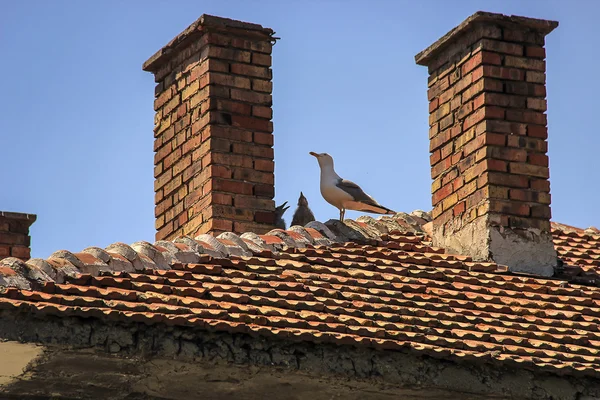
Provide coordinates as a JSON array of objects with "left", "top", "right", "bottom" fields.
[{"left": 2, "top": 1, "right": 598, "bottom": 259}]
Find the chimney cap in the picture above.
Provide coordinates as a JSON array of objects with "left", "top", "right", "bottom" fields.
[
  {"left": 142, "top": 14, "right": 275, "bottom": 73},
  {"left": 414, "top": 11, "right": 559, "bottom": 66},
  {"left": 0, "top": 211, "right": 37, "bottom": 225}
]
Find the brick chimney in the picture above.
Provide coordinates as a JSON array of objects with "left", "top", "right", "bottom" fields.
[
  {"left": 415, "top": 12, "right": 559, "bottom": 276},
  {"left": 143, "top": 15, "right": 276, "bottom": 240},
  {"left": 0, "top": 211, "right": 36, "bottom": 261}
]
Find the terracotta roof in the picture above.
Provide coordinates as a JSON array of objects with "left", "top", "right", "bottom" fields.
[
  {"left": 552, "top": 222, "right": 600, "bottom": 284},
  {"left": 2, "top": 211, "right": 600, "bottom": 380}
]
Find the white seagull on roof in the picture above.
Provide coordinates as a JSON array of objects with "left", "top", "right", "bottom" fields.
[{"left": 310, "top": 151, "right": 396, "bottom": 221}]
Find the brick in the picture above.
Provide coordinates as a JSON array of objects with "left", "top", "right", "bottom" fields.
[
  {"left": 529, "top": 153, "right": 549, "bottom": 167},
  {"left": 210, "top": 178, "right": 253, "bottom": 195},
  {"left": 429, "top": 98, "right": 439, "bottom": 113},
  {"left": 429, "top": 130, "right": 451, "bottom": 152},
  {"left": 482, "top": 65, "right": 525, "bottom": 81},
  {"left": 465, "top": 188, "right": 487, "bottom": 209},
  {"left": 232, "top": 142, "right": 273, "bottom": 159},
  {"left": 505, "top": 82, "right": 546, "bottom": 97},
  {"left": 509, "top": 189, "right": 540, "bottom": 202},
  {"left": 453, "top": 201, "right": 466, "bottom": 217},
  {"left": 253, "top": 106, "right": 272, "bottom": 119},
  {"left": 203, "top": 205, "right": 254, "bottom": 222},
  {"left": 442, "top": 193, "right": 459, "bottom": 211},
  {"left": 154, "top": 86, "right": 175, "bottom": 110},
  {"left": 0, "top": 233, "right": 26, "bottom": 246},
  {"left": 457, "top": 180, "right": 477, "bottom": 200},
  {"left": 463, "top": 161, "right": 487, "bottom": 183},
  {"left": 209, "top": 73, "right": 251, "bottom": 89},
  {"left": 432, "top": 182, "right": 454, "bottom": 204},
  {"left": 525, "top": 46, "right": 546, "bottom": 59},
  {"left": 206, "top": 46, "right": 251, "bottom": 63},
  {"left": 441, "top": 168, "right": 458, "bottom": 186},
  {"left": 480, "top": 132, "right": 505, "bottom": 148},
  {"left": 154, "top": 169, "right": 173, "bottom": 192},
  {"left": 234, "top": 196, "right": 275, "bottom": 210},
  {"left": 457, "top": 101, "right": 474, "bottom": 120},
  {"left": 509, "top": 162, "right": 549, "bottom": 178},
  {"left": 155, "top": 196, "right": 174, "bottom": 218},
  {"left": 163, "top": 174, "right": 183, "bottom": 196},
  {"left": 233, "top": 221, "right": 270, "bottom": 234},
  {"left": 490, "top": 200, "right": 530, "bottom": 217},
  {"left": 203, "top": 152, "right": 253, "bottom": 169},
  {"left": 431, "top": 156, "right": 453, "bottom": 179},
  {"left": 504, "top": 56, "right": 545, "bottom": 71},
  {"left": 255, "top": 159, "right": 274, "bottom": 172},
  {"left": 478, "top": 172, "right": 529, "bottom": 188},
  {"left": 163, "top": 147, "right": 183, "bottom": 169},
  {"left": 480, "top": 39, "right": 523, "bottom": 55},
  {"left": 205, "top": 218, "right": 234, "bottom": 233},
  {"left": 230, "top": 89, "right": 272, "bottom": 105},
  {"left": 507, "top": 135, "right": 547, "bottom": 153},
  {"left": 462, "top": 51, "right": 502, "bottom": 75},
  {"left": 10, "top": 245, "right": 30, "bottom": 260},
  {"left": 489, "top": 147, "right": 527, "bottom": 162},
  {"left": 530, "top": 179, "right": 551, "bottom": 192},
  {"left": 156, "top": 221, "right": 174, "bottom": 240},
  {"left": 231, "top": 63, "right": 271, "bottom": 79},
  {"left": 172, "top": 154, "right": 192, "bottom": 177},
  {"left": 527, "top": 98, "right": 547, "bottom": 112},
  {"left": 506, "top": 110, "right": 547, "bottom": 125},
  {"left": 482, "top": 185, "right": 509, "bottom": 199},
  {"left": 531, "top": 205, "right": 551, "bottom": 219},
  {"left": 0, "top": 245, "right": 10, "bottom": 257},
  {"left": 254, "top": 211, "right": 276, "bottom": 224},
  {"left": 202, "top": 125, "right": 253, "bottom": 143},
  {"left": 427, "top": 76, "right": 450, "bottom": 101},
  {"left": 252, "top": 53, "right": 272, "bottom": 66},
  {"left": 252, "top": 79, "right": 272, "bottom": 93},
  {"left": 525, "top": 71, "right": 545, "bottom": 84},
  {"left": 429, "top": 150, "right": 441, "bottom": 166},
  {"left": 233, "top": 168, "right": 274, "bottom": 185},
  {"left": 429, "top": 102, "right": 450, "bottom": 124},
  {"left": 254, "top": 184, "right": 275, "bottom": 198},
  {"left": 439, "top": 114, "right": 454, "bottom": 131}
]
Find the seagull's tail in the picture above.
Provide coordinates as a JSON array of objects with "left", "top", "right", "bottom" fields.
[{"left": 352, "top": 201, "right": 396, "bottom": 215}]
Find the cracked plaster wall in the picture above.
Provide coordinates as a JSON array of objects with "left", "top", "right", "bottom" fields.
[
  {"left": 0, "top": 311, "right": 598, "bottom": 400},
  {"left": 433, "top": 215, "right": 557, "bottom": 276}
]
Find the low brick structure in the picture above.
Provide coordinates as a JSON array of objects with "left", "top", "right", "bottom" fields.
[
  {"left": 144, "top": 15, "right": 277, "bottom": 240},
  {"left": 0, "top": 211, "right": 36, "bottom": 261},
  {"left": 415, "top": 12, "right": 558, "bottom": 276}
]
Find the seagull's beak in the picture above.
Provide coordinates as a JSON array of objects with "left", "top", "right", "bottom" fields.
[{"left": 309, "top": 152, "right": 319, "bottom": 158}]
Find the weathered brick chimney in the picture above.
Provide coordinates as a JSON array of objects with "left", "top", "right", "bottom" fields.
[
  {"left": 143, "top": 15, "right": 277, "bottom": 240},
  {"left": 0, "top": 211, "right": 36, "bottom": 261},
  {"left": 415, "top": 12, "right": 558, "bottom": 276}
]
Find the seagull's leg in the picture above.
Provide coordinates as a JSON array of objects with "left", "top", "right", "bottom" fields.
[
  {"left": 341, "top": 209, "right": 345, "bottom": 221},
  {"left": 339, "top": 209, "right": 343, "bottom": 221}
]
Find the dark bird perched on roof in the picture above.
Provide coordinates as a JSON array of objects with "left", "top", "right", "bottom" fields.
[
  {"left": 310, "top": 151, "right": 395, "bottom": 221},
  {"left": 274, "top": 201, "right": 290, "bottom": 230},
  {"left": 291, "top": 192, "right": 316, "bottom": 227}
]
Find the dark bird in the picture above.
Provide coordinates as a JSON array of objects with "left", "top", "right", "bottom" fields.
[
  {"left": 291, "top": 192, "right": 316, "bottom": 227},
  {"left": 310, "top": 151, "right": 395, "bottom": 221},
  {"left": 274, "top": 201, "right": 290, "bottom": 230}
]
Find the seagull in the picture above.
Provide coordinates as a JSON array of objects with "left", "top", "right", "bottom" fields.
[
  {"left": 274, "top": 201, "right": 290, "bottom": 229},
  {"left": 309, "top": 152, "right": 396, "bottom": 221},
  {"left": 291, "top": 192, "right": 316, "bottom": 227}
]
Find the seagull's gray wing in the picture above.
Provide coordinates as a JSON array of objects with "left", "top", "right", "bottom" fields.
[
  {"left": 336, "top": 179, "right": 396, "bottom": 214},
  {"left": 337, "top": 179, "right": 380, "bottom": 205}
]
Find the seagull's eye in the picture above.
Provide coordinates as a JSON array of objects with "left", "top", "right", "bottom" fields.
[{"left": 323, "top": 153, "right": 329, "bottom": 157}]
